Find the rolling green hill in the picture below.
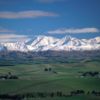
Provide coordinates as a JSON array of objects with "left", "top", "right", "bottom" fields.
[{"left": 0, "top": 60, "right": 100, "bottom": 100}]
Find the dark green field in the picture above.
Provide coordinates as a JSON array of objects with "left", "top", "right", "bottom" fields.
[{"left": 0, "top": 60, "right": 100, "bottom": 100}]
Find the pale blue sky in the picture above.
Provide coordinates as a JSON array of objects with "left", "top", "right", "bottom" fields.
[{"left": 0, "top": 0, "right": 100, "bottom": 41}]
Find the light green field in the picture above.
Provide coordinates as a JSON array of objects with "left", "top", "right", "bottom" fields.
[{"left": 0, "top": 60, "right": 100, "bottom": 100}]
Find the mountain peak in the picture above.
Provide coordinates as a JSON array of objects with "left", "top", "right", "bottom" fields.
[{"left": 0, "top": 35, "right": 100, "bottom": 52}]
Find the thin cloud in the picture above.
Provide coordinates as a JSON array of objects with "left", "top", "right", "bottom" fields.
[
  {"left": 0, "top": 34, "right": 29, "bottom": 42},
  {"left": 48, "top": 28, "right": 100, "bottom": 34},
  {"left": 0, "top": 28, "right": 15, "bottom": 33},
  {"left": 0, "top": 10, "right": 58, "bottom": 19}
]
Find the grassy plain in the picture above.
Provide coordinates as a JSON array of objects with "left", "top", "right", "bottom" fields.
[{"left": 0, "top": 60, "right": 100, "bottom": 100}]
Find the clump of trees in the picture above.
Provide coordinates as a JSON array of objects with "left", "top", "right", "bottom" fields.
[
  {"left": 44, "top": 68, "right": 52, "bottom": 72},
  {"left": 0, "top": 72, "right": 18, "bottom": 80},
  {"left": 91, "top": 90, "right": 100, "bottom": 96},
  {"left": 70, "top": 90, "right": 85, "bottom": 96},
  {"left": 44, "top": 67, "right": 57, "bottom": 74},
  {"left": 81, "top": 71, "right": 100, "bottom": 77}
]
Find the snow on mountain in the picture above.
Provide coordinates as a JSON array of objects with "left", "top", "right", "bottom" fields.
[
  {"left": 27, "top": 35, "right": 59, "bottom": 51},
  {"left": 0, "top": 35, "right": 100, "bottom": 52},
  {"left": 88, "top": 37, "right": 100, "bottom": 45},
  {"left": 0, "top": 45, "right": 7, "bottom": 51},
  {"left": 0, "top": 42, "right": 28, "bottom": 52}
]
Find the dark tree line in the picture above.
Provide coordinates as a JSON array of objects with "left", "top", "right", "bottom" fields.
[
  {"left": 0, "top": 94, "right": 22, "bottom": 100},
  {"left": 70, "top": 90, "right": 85, "bottom": 96},
  {"left": 0, "top": 90, "right": 100, "bottom": 99},
  {"left": 82, "top": 71, "right": 99, "bottom": 77},
  {"left": 0, "top": 72, "right": 18, "bottom": 80},
  {"left": 91, "top": 90, "right": 100, "bottom": 96}
]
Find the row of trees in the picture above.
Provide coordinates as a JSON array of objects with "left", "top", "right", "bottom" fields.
[
  {"left": 0, "top": 90, "right": 100, "bottom": 99},
  {"left": 82, "top": 71, "right": 99, "bottom": 77},
  {"left": 0, "top": 72, "right": 18, "bottom": 80}
]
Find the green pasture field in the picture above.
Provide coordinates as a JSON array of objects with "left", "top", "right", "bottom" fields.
[{"left": 0, "top": 60, "right": 100, "bottom": 100}]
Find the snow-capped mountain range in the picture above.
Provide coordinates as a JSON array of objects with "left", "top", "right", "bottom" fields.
[{"left": 0, "top": 35, "right": 100, "bottom": 52}]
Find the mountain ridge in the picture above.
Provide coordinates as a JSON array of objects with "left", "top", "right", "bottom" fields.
[{"left": 0, "top": 35, "right": 100, "bottom": 52}]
